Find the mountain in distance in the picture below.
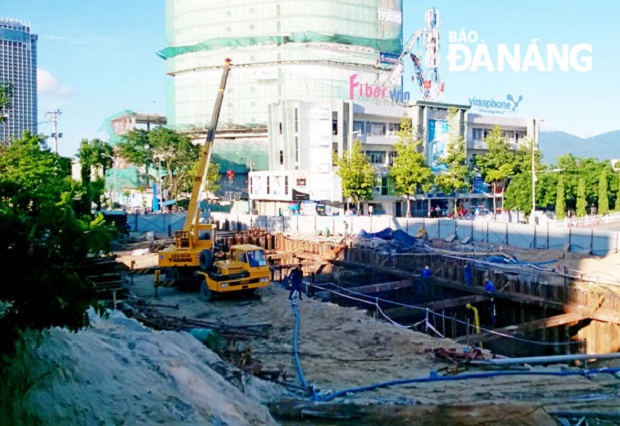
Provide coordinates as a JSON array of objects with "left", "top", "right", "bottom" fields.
[{"left": 538, "top": 130, "right": 620, "bottom": 165}]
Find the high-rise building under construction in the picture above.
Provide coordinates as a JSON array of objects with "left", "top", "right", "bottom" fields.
[
  {"left": 0, "top": 18, "right": 38, "bottom": 142},
  {"left": 159, "top": 0, "right": 402, "bottom": 172}
]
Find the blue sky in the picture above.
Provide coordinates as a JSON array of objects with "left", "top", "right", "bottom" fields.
[
  {"left": 3, "top": 0, "right": 167, "bottom": 157},
  {"left": 404, "top": 0, "right": 620, "bottom": 138},
  {"left": 3, "top": 1, "right": 619, "bottom": 157}
]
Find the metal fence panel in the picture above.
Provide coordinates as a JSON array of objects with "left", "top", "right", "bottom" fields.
[{"left": 196, "top": 212, "right": 620, "bottom": 256}]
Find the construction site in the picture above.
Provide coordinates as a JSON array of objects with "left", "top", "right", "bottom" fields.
[
  {"left": 5, "top": 220, "right": 620, "bottom": 425},
  {"left": 54, "top": 222, "right": 617, "bottom": 425}
]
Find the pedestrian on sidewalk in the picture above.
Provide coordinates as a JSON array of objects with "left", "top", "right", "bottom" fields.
[{"left": 288, "top": 263, "right": 304, "bottom": 301}]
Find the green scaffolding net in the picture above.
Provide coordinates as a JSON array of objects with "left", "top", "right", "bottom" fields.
[{"left": 157, "top": 32, "right": 401, "bottom": 60}]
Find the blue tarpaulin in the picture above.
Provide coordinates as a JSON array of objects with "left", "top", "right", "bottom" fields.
[{"left": 358, "top": 228, "right": 421, "bottom": 252}]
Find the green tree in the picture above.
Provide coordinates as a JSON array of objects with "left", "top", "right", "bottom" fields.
[
  {"left": 576, "top": 177, "right": 587, "bottom": 217},
  {"left": 0, "top": 132, "right": 114, "bottom": 359},
  {"left": 554, "top": 155, "right": 610, "bottom": 212},
  {"left": 76, "top": 138, "right": 114, "bottom": 212},
  {"left": 504, "top": 136, "right": 540, "bottom": 214},
  {"left": 435, "top": 108, "right": 470, "bottom": 216},
  {"left": 178, "top": 160, "right": 222, "bottom": 209},
  {"left": 472, "top": 126, "right": 517, "bottom": 217},
  {"left": 389, "top": 117, "right": 433, "bottom": 217},
  {"left": 0, "top": 81, "right": 12, "bottom": 124},
  {"left": 116, "top": 127, "right": 199, "bottom": 201},
  {"left": 555, "top": 175, "right": 566, "bottom": 220},
  {"left": 598, "top": 168, "right": 609, "bottom": 215},
  {"left": 503, "top": 173, "right": 531, "bottom": 213},
  {"left": 334, "top": 140, "right": 376, "bottom": 213}
]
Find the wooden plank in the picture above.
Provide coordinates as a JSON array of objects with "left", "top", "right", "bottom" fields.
[
  {"left": 563, "top": 303, "right": 620, "bottom": 324},
  {"left": 455, "top": 312, "right": 586, "bottom": 344},
  {"left": 385, "top": 295, "right": 491, "bottom": 320},
  {"left": 345, "top": 279, "right": 412, "bottom": 295}
]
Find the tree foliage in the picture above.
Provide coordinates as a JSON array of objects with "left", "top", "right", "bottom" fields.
[
  {"left": 555, "top": 175, "right": 566, "bottom": 220},
  {"left": 576, "top": 177, "right": 587, "bottom": 217},
  {"left": 389, "top": 117, "right": 433, "bottom": 217},
  {"left": 116, "top": 127, "right": 200, "bottom": 201},
  {"left": 504, "top": 136, "right": 541, "bottom": 214},
  {"left": 598, "top": 168, "right": 609, "bottom": 215},
  {"left": 0, "top": 81, "right": 12, "bottom": 124},
  {"left": 504, "top": 147, "right": 619, "bottom": 219},
  {"left": 435, "top": 108, "right": 470, "bottom": 216},
  {"left": 334, "top": 140, "right": 375, "bottom": 212},
  {"left": 177, "top": 159, "right": 222, "bottom": 209},
  {"left": 472, "top": 126, "right": 518, "bottom": 215},
  {"left": 0, "top": 132, "right": 114, "bottom": 360},
  {"left": 76, "top": 138, "right": 114, "bottom": 212}
]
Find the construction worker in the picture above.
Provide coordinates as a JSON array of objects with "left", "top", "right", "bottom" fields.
[
  {"left": 484, "top": 278, "right": 495, "bottom": 293},
  {"left": 422, "top": 265, "right": 431, "bottom": 279},
  {"left": 288, "top": 264, "right": 304, "bottom": 301},
  {"left": 489, "top": 298, "right": 497, "bottom": 327},
  {"left": 464, "top": 262, "right": 472, "bottom": 286}
]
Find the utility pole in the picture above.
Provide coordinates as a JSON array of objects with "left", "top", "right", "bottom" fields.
[
  {"left": 47, "top": 109, "right": 62, "bottom": 153},
  {"left": 531, "top": 118, "right": 544, "bottom": 223}
]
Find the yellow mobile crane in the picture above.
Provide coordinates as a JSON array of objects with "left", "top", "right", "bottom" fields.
[{"left": 158, "top": 59, "right": 270, "bottom": 300}]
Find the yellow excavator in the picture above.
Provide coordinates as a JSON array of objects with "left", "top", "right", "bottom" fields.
[{"left": 158, "top": 58, "right": 270, "bottom": 300}]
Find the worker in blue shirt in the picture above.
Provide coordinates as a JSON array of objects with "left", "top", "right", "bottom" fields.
[
  {"left": 484, "top": 279, "right": 495, "bottom": 293},
  {"left": 288, "top": 264, "right": 304, "bottom": 301},
  {"left": 464, "top": 262, "right": 472, "bottom": 286},
  {"left": 422, "top": 265, "right": 431, "bottom": 279}
]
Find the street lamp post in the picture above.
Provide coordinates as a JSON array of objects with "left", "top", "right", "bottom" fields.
[
  {"left": 531, "top": 135, "right": 536, "bottom": 219},
  {"left": 530, "top": 118, "right": 544, "bottom": 222}
]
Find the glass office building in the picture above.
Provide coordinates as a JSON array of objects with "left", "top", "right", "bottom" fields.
[
  {"left": 160, "top": 0, "right": 402, "bottom": 132},
  {"left": 0, "top": 18, "right": 37, "bottom": 142}
]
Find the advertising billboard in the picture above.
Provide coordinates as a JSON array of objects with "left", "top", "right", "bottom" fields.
[{"left": 427, "top": 119, "right": 450, "bottom": 173}]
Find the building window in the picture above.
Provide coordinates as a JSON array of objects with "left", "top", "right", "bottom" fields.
[
  {"left": 267, "top": 176, "right": 270, "bottom": 194},
  {"left": 515, "top": 131, "right": 526, "bottom": 144},
  {"left": 279, "top": 150, "right": 284, "bottom": 165},
  {"left": 285, "top": 176, "right": 288, "bottom": 195},
  {"left": 332, "top": 111, "right": 338, "bottom": 136},
  {"left": 365, "top": 150, "right": 385, "bottom": 164},
  {"left": 381, "top": 177, "right": 389, "bottom": 195},
  {"left": 472, "top": 128, "right": 484, "bottom": 141},
  {"left": 388, "top": 150, "right": 397, "bottom": 166},
  {"left": 294, "top": 136, "right": 299, "bottom": 167},
  {"left": 369, "top": 122, "right": 386, "bottom": 136},
  {"left": 388, "top": 122, "right": 401, "bottom": 135},
  {"left": 353, "top": 120, "right": 365, "bottom": 137}
]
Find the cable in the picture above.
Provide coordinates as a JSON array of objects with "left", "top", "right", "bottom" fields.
[
  {"left": 308, "top": 282, "right": 580, "bottom": 347},
  {"left": 290, "top": 298, "right": 319, "bottom": 401},
  {"left": 319, "top": 368, "right": 620, "bottom": 402}
]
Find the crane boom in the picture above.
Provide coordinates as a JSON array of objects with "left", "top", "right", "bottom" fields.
[
  {"left": 384, "top": 8, "right": 443, "bottom": 101},
  {"left": 183, "top": 58, "right": 231, "bottom": 231}
]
